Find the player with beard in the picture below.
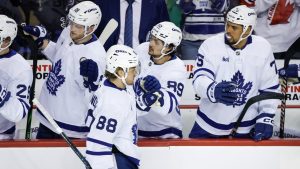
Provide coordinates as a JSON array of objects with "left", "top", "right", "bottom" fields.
[
  {"left": 189, "top": 5, "right": 281, "bottom": 141},
  {"left": 22, "top": 1, "right": 106, "bottom": 139},
  {"left": 134, "top": 21, "right": 187, "bottom": 138}
]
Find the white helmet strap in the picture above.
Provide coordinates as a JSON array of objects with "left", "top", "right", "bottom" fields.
[
  {"left": 153, "top": 44, "right": 175, "bottom": 60},
  {"left": 113, "top": 67, "right": 129, "bottom": 87},
  {"left": 0, "top": 38, "right": 11, "bottom": 53}
]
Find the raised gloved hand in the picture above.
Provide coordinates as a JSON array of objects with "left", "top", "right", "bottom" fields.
[
  {"left": 80, "top": 58, "right": 99, "bottom": 92},
  {"left": 211, "top": 0, "right": 226, "bottom": 12},
  {"left": 251, "top": 116, "right": 274, "bottom": 141},
  {"left": 22, "top": 25, "right": 48, "bottom": 48},
  {"left": 207, "top": 81, "right": 238, "bottom": 105},
  {"left": 141, "top": 75, "right": 161, "bottom": 93},
  {"left": 0, "top": 85, "right": 11, "bottom": 108},
  {"left": 136, "top": 91, "right": 164, "bottom": 110},
  {"left": 278, "top": 64, "right": 299, "bottom": 78}
]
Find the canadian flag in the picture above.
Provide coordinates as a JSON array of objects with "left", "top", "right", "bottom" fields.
[{"left": 267, "top": 0, "right": 295, "bottom": 25}]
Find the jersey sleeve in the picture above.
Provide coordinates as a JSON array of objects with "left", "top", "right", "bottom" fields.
[
  {"left": 42, "top": 28, "right": 68, "bottom": 63},
  {"left": 86, "top": 95, "right": 128, "bottom": 169},
  {"left": 151, "top": 68, "right": 186, "bottom": 116},
  {"left": 257, "top": 43, "right": 281, "bottom": 117},
  {"left": 192, "top": 41, "right": 217, "bottom": 99},
  {"left": 0, "top": 70, "right": 33, "bottom": 122}
]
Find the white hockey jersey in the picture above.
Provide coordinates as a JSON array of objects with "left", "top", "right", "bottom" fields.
[
  {"left": 86, "top": 79, "right": 139, "bottom": 169},
  {"left": 135, "top": 42, "right": 187, "bottom": 138},
  {"left": 190, "top": 33, "right": 280, "bottom": 136},
  {"left": 36, "top": 27, "right": 106, "bottom": 138},
  {"left": 0, "top": 50, "right": 33, "bottom": 139},
  {"left": 241, "top": 0, "right": 300, "bottom": 52}
]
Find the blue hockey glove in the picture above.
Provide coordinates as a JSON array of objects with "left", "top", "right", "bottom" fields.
[
  {"left": 251, "top": 116, "right": 274, "bottom": 141},
  {"left": 0, "top": 85, "right": 11, "bottom": 108},
  {"left": 207, "top": 81, "right": 238, "bottom": 106},
  {"left": 211, "top": 0, "right": 227, "bottom": 12},
  {"left": 141, "top": 75, "right": 161, "bottom": 93},
  {"left": 80, "top": 58, "right": 99, "bottom": 92},
  {"left": 278, "top": 64, "right": 299, "bottom": 78},
  {"left": 136, "top": 91, "right": 164, "bottom": 110},
  {"left": 22, "top": 25, "right": 48, "bottom": 48}
]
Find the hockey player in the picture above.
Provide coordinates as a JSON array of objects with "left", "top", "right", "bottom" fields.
[
  {"left": 22, "top": 1, "right": 106, "bottom": 139},
  {"left": 0, "top": 15, "right": 33, "bottom": 139},
  {"left": 189, "top": 5, "right": 281, "bottom": 141},
  {"left": 134, "top": 21, "right": 186, "bottom": 138},
  {"left": 85, "top": 45, "right": 139, "bottom": 169}
]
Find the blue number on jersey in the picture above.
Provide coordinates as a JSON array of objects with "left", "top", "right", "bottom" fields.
[
  {"left": 167, "top": 81, "right": 184, "bottom": 97},
  {"left": 196, "top": 53, "right": 204, "bottom": 67},
  {"left": 96, "top": 116, "right": 118, "bottom": 133},
  {"left": 16, "top": 84, "right": 31, "bottom": 99}
]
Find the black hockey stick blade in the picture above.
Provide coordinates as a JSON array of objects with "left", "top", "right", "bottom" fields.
[{"left": 231, "top": 92, "right": 284, "bottom": 137}]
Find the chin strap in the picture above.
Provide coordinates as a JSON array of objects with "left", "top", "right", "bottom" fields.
[{"left": 152, "top": 45, "right": 176, "bottom": 60}]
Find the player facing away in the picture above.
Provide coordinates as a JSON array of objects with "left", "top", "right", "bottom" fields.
[
  {"left": 0, "top": 15, "right": 33, "bottom": 139},
  {"left": 189, "top": 5, "right": 281, "bottom": 141},
  {"left": 85, "top": 45, "right": 139, "bottom": 169},
  {"left": 22, "top": 1, "right": 106, "bottom": 139},
  {"left": 134, "top": 21, "right": 186, "bottom": 138}
]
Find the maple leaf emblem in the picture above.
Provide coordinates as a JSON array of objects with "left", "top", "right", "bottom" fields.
[
  {"left": 230, "top": 71, "right": 253, "bottom": 106},
  {"left": 46, "top": 59, "right": 65, "bottom": 95}
]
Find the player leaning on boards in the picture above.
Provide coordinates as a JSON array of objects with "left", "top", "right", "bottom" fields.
[
  {"left": 0, "top": 15, "right": 33, "bottom": 139},
  {"left": 22, "top": 1, "right": 106, "bottom": 139},
  {"left": 134, "top": 21, "right": 186, "bottom": 138},
  {"left": 85, "top": 45, "right": 140, "bottom": 169},
  {"left": 189, "top": 5, "right": 281, "bottom": 141}
]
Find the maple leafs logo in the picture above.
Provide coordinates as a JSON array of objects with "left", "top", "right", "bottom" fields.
[
  {"left": 230, "top": 71, "right": 252, "bottom": 106},
  {"left": 46, "top": 59, "right": 65, "bottom": 95}
]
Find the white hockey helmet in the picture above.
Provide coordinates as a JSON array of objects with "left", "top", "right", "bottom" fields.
[
  {"left": 151, "top": 21, "right": 182, "bottom": 48},
  {"left": 0, "top": 15, "right": 17, "bottom": 51},
  {"left": 226, "top": 5, "right": 257, "bottom": 34},
  {"left": 106, "top": 44, "right": 138, "bottom": 75},
  {"left": 68, "top": 1, "right": 101, "bottom": 33}
]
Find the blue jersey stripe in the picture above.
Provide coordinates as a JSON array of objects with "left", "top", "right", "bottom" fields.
[
  {"left": 185, "top": 24, "right": 225, "bottom": 34},
  {"left": 138, "top": 127, "right": 182, "bottom": 138},
  {"left": 86, "top": 150, "right": 112, "bottom": 156},
  {"left": 194, "top": 68, "right": 215, "bottom": 78},
  {"left": 197, "top": 109, "right": 256, "bottom": 130},
  {"left": 18, "top": 98, "right": 30, "bottom": 118},
  {"left": 87, "top": 137, "right": 113, "bottom": 148},
  {"left": 37, "top": 109, "right": 90, "bottom": 132}
]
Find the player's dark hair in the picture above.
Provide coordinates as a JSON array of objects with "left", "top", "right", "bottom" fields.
[
  {"left": 104, "top": 67, "right": 123, "bottom": 80},
  {"left": 166, "top": 43, "right": 177, "bottom": 56}
]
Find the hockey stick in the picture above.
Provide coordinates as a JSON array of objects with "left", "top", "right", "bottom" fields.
[
  {"left": 230, "top": 92, "right": 284, "bottom": 137},
  {"left": 99, "top": 18, "right": 118, "bottom": 45},
  {"left": 33, "top": 98, "right": 92, "bottom": 169},
  {"left": 279, "top": 38, "right": 300, "bottom": 138},
  {"left": 18, "top": 24, "right": 39, "bottom": 140}
]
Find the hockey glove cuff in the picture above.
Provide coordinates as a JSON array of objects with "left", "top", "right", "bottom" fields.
[
  {"left": 251, "top": 116, "right": 274, "bottom": 141},
  {"left": 80, "top": 58, "right": 99, "bottom": 92},
  {"left": 207, "top": 81, "right": 238, "bottom": 106},
  {"left": 278, "top": 64, "right": 300, "bottom": 78},
  {"left": 22, "top": 25, "right": 48, "bottom": 48},
  {"left": 136, "top": 90, "right": 164, "bottom": 110}
]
